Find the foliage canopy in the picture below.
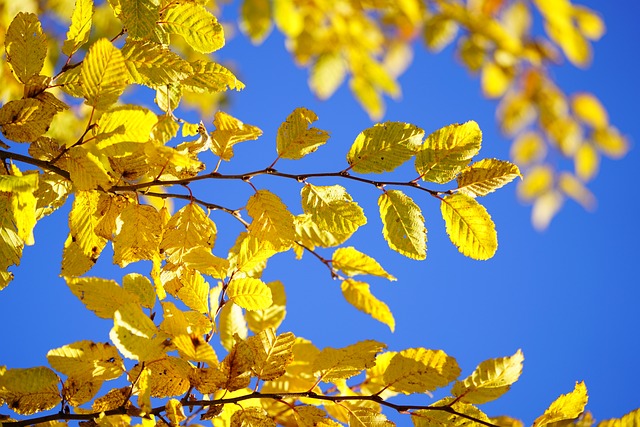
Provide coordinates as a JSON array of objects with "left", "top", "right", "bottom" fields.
[{"left": 0, "top": 0, "right": 634, "bottom": 427}]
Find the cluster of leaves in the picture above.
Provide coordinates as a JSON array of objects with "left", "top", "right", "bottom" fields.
[
  {"left": 238, "top": 0, "right": 629, "bottom": 228},
  {"left": 0, "top": 1, "right": 637, "bottom": 427}
]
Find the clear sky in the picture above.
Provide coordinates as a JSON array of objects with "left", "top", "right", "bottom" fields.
[{"left": 1, "top": 0, "right": 639, "bottom": 424}]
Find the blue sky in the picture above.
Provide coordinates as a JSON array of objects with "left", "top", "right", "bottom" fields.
[{"left": 1, "top": 0, "right": 639, "bottom": 424}]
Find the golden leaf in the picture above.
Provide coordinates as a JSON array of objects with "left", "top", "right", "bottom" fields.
[
  {"left": 412, "top": 397, "right": 491, "bottom": 427},
  {"left": 246, "top": 280, "right": 287, "bottom": 333},
  {"left": 66, "top": 277, "right": 136, "bottom": 319},
  {"left": 109, "top": 302, "right": 167, "bottom": 362},
  {"left": 441, "top": 193, "right": 497, "bottom": 260},
  {"left": 301, "top": 184, "right": 367, "bottom": 234},
  {"left": 62, "top": 0, "right": 93, "bottom": 56},
  {"left": 276, "top": 108, "right": 330, "bottom": 160},
  {"left": 210, "top": 111, "right": 262, "bottom": 161},
  {"left": 240, "top": 0, "right": 273, "bottom": 43},
  {"left": 0, "top": 367, "right": 60, "bottom": 415},
  {"left": 383, "top": 348, "right": 460, "bottom": 394},
  {"left": 312, "top": 340, "right": 386, "bottom": 382},
  {"left": 47, "top": 341, "right": 125, "bottom": 381},
  {"left": 332, "top": 246, "right": 395, "bottom": 280},
  {"left": 533, "top": 381, "right": 588, "bottom": 427},
  {"left": 247, "top": 189, "right": 295, "bottom": 251},
  {"left": 227, "top": 277, "right": 273, "bottom": 311},
  {"left": 378, "top": 190, "right": 426, "bottom": 260},
  {"left": 173, "top": 334, "right": 218, "bottom": 365},
  {"left": 161, "top": 203, "right": 217, "bottom": 264},
  {"left": 246, "top": 329, "right": 295, "bottom": 381},
  {"left": 113, "top": 203, "right": 163, "bottom": 267},
  {"left": 0, "top": 98, "right": 58, "bottom": 143},
  {"left": 341, "top": 279, "right": 395, "bottom": 331},
  {"left": 159, "top": 3, "right": 224, "bottom": 53},
  {"left": 4, "top": 12, "right": 47, "bottom": 83},
  {"left": 81, "top": 38, "right": 130, "bottom": 109},
  {"left": 456, "top": 158, "right": 521, "bottom": 197},
  {"left": 129, "top": 358, "right": 192, "bottom": 398}
]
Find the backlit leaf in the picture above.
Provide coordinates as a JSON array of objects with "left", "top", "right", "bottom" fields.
[
  {"left": 313, "top": 340, "right": 386, "bottom": 382},
  {"left": 383, "top": 348, "right": 460, "bottom": 394},
  {"left": 309, "top": 53, "right": 346, "bottom": 100},
  {"left": 161, "top": 203, "right": 217, "bottom": 264},
  {"left": 423, "top": 15, "right": 458, "bottom": 52},
  {"left": 181, "top": 60, "right": 245, "bottom": 93},
  {"left": 159, "top": 3, "right": 224, "bottom": 53},
  {"left": 163, "top": 266, "right": 210, "bottom": 314},
  {"left": 4, "top": 12, "right": 47, "bottom": 83},
  {"left": 293, "top": 213, "right": 353, "bottom": 256},
  {"left": 62, "top": 0, "right": 93, "bottom": 56},
  {"left": 451, "top": 349, "right": 524, "bottom": 404},
  {"left": 575, "top": 143, "right": 599, "bottom": 182},
  {"left": 511, "top": 132, "right": 547, "bottom": 166},
  {"left": 228, "top": 232, "right": 278, "bottom": 275},
  {"left": 0, "top": 98, "right": 58, "bottom": 143},
  {"left": 67, "top": 190, "right": 107, "bottom": 266},
  {"left": 276, "top": 108, "right": 330, "bottom": 160},
  {"left": 533, "top": 381, "right": 588, "bottom": 427},
  {"left": 599, "top": 408, "right": 640, "bottom": 427},
  {"left": 532, "top": 191, "right": 564, "bottom": 231},
  {"left": 415, "top": 121, "right": 482, "bottom": 184},
  {"left": 230, "top": 407, "right": 275, "bottom": 427},
  {"left": 441, "top": 193, "right": 497, "bottom": 260},
  {"left": 341, "top": 279, "right": 395, "bottom": 332},
  {"left": 227, "top": 277, "right": 273, "bottom": 311},
  {"left": 350, "top": 408, "right": 394, "bottom": 427},
  {"left": 518, "top": 165, "right": 554, "bottom": 200},
  {"left": 412, "top": 397, "right": 491, "bottom": 427},
  {"left": 123, "top": 273, "right": 156, "bottom": 309},
  {"left": 332, "top": 247, "right": 395, "bottom": 280},
  {"left": 573, "top": 6, "right": 605, "bottom": 40},
  {"left": 378, "top": 190, "right": 426, "bottom": 260},
  {"left": 482, "top": 61, "right": 512, "bottom": 98},
  {"left": 0, "top": 367, "right": 60, "bottom": 415},
  {"left": 246, "top": 329, "right": 295, "bottom": 381},
  {"left": 118, "top": 0, "right": 161, "bottom": 40},
  {"left": 66, "top": 277, "right": 135, "bottom": 319},
  {"left": 456, "top": 159, "right": 521, "bottom": 197},
  {"left": 219, "top": 302, "right": 248, "bottom": 351},
  {"left": 63, "top": 376, "right": 102, "bottom": 407},
  {"left": 173, "top": 334, "right": 218, "bottom": 365},
  {"left": 301, "top": 184, "right": 367, "bottom": 234},
  {"left": 47, "top": 341, "right": 125, "bottom": 381},
  {"left": 182, "top": 247, "right": 229, "bottom": 280},
  {"left": 347, "top": 122, "right": 423, "bottom": 173},
  {"left": 246, "top": 280, "right": 286, "bottom": 333},
  {"left": 240, "top": 0, "right": 272, "bottom": 43},
  {"left": 166, "top": 399, "right": 186, "bottom": 426},
  {"left": 122, "top": 39, "right": 192, "bottom": 87},
  {"left": 559, "top": 173, "right": 595, "bottom": 211},
  {"left": 211, "top": 111, "right": 262, "bottom": 161},
  {"left": 592, "top": 127, "right": 628, "bottom": 159},
  {"left": 81, "top": 38, "right": 130, "bottom": 109},
  {"left": 571, "top": 93, "right": 608, "bottom": 129},
  {"left": 109, "top": 302, "right": 167, "bottom": 361},
  {"left": 113, "top": 203, "right": 163, "bottom": 267},
  {"left": 247, "top": 189, "right": 295, "bottom": 251},
  {"left": 129, "top": 357, "right": 192, "bottom": 397}
]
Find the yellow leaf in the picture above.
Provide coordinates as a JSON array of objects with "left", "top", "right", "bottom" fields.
[
  {"left": 441, "top": 193, "right": 497, "bottom": 260},
  {"left": 349, "top": 408, "right": 394, "bottom": 427},
  {"left": 332, "top": 246, "right": 395, "bottom": 280},
  {"left": 573, "top": 6, "right": 605, "bottom": 40},
  {"left": 347, "top": 122, "right": 423, "bottom": 174},
  {"left": 599, "top": 408, "right": 640, "bottom": 427},
  {"left": 575, "top": 143, "right": 599, "bottom": 182},
  {"left": 230, "top": 407, "right": 276, "bottom": 427},
  {"left": 4, "top": 12, "right": 47, "bottom": 83},
  {"left": 301, "top": 184, "right": 367, "bottom": 234},
  {"left": 166, "top": 398, "right": 186, "bottom": 426},
  {"left": 383, "top": 348, "right": 460, "bottom": 394},
  {"left": 240, "top": 0, "right": 273, "bottom": 44},
  {"left": 456, "top": 158, "right": 521, "bottom": 197},
  {"left": 63, "top": 377, "right": 102, "bottom": 407},
  {"left": 47, "top": 341, "right": 125, "bottom": 381},
  {"left": 173, "top": 334, "right": 218, "bottom": 365},
  {"left": 351, "top": 76, "right": 384, "bottom": 121},
  {"left": 129, "top": 357, "right": 192, "bottom": 397},
  {"left": 451, "top": 349, "right": 524, "bottom": 404},
  {"left": 182, "top": 247, "right": 229, "bottom": 280},
  {"left": 309, "top": 53, "right": 346, "bottom": 100},
  {"left": 61, "top": 236, "right": 95, "bottom": 277},
  {"left": 181, "top": 60, "right": 245, "bottom": 93},
  {"left": 160, "top": 301, "right": 212, "bottom": 338},
  {"left": 510, "top": 132, "right": 547, "bottom": 166},
  {"left": 159, "top": 3, "right": 224, "bottom": 53},
  {"left": 81, "top": 38, "right": 130, "bottom": 109},
  {"left": 93, "top": 105, "right": 158, "bottom": 156},
  {"left": 0, "top": 193, "right": 24, "bottom": 286},
  {"left": 558, "top": 173, "right": 595, "bottom": 211},
  {"left": 498, "top": 93, "right": 536, "bottom": 136},
  {"left": 123, "top": 273, "right": 156, "bottom": 309},
  {"left": 67, "top": 190, "right": 107, "bottom": 265},
  {"left": 246, "top": 329, "right": 295, "bottom": 381},
  {"left": 113, "top": 203, "right": 163, "bottom": 267},
  {"left": 518, "top": 165, "right": 554, "bottom": 200},
  {"left": 0, "top": 366, "right": 60, "bottom": 415},
  {"left": 94, "top": 193, "right": 132, "bottom": 240},
  {"left": 592, "top": 126, "right": 628, "bottom": 159},
  {"left": 247, "top": 189, "right": 295, "bottom": 251},
  {"left": 490, "top": 416, "right": 525, "bottom": 427},
  {"left": 546, "top": 21, "right": 591, "bottom": 68},
  {"left": 532, "top": 190, "right": 564, "bottom": 230},
  {"left": 378, "top": 190, "right": 426, "bottom": 260},
  {"left": 219, "top": 302, "right": 248, "bottom": 352},
  {"left": 122, "top": 39, "right": 192, "bottom": 87},
  {"left": 135, "top": 367, "right": 151, "bottom": 414},
  {"left": 273, "top": 0, "right": 304, "bottom": 37},
  {"left": 293, "top": 213, "right": 353, "bottom": 256},
  {"left": 482, "top": 61, "right": 512, "bottom": 98},
  {"left": 533, "top": 381, "right": 588, "bottom": 427},
  {"left": 161, "top": 203, "right": 217, "bottom": 264},
  {"left": 91, "top": 387, "right": 130, "bottom": 412},
  {"left": 228, "top": 232, "right": 277, "bottom": 276},
  {"left": 109, "top": 302, "right": 167, "bottom": 362},
  {"left": 312, "top": 340, "right": 386, "bottom": 382},
  {"left": 246, "top": 280, "right": 286, "bottom": 333},
  {"left": 163, "top": 266, "right": 210, "bottom": 314},
  {"left": 66, "top": 277, "right": 136, "bottom": 318},
  {"left": 412, "top": 397, "right": 491, "bottom": 427},
  {"left": 62, "top": 0, "right": 93, "bottom": 56},
  {"left": 64, "top": 146, "right": 112, "bottom": 191},
  {"left": 1, "top": 173, "right": 38, "bottom": 246},
  {"left": 0, "top": 98, "right": 58, "bottom": 142},
  {"left": 341, "top": 279, "right": 395, "bottom": 332},
  {"left": 361, "top": 352, "right": 398, "bottom": 398},
  {"left": 211, "top": 111, "right": 262, "bottom": 161},
  {"left": 571, "top": 93, "right": 608, "bottom": 129},
  {"left": 276, "top": 108, "right": 330, "bottom": 160},
  {"left": 423, "top": 15, "right": 458, "bottom": 52},
  {"left": 415, "top": 121, "right": 482, "bottom": 184},
  {"left": 118, "top": 0, "right": 162, "bottom": 41},
  {"left": 227, "top": 277, "right": 273, "bottom": 311}
]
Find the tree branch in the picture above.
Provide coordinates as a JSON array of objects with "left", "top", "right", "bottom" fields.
[{"left": 0, "top": 150, "right": 70, "bottom": 180}]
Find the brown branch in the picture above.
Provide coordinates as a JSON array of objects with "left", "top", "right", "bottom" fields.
[
  {"left": 1, "top": 391, "right": 499, "bottom": 427},
  {"left": 0, "top": 150, "right": 70, "bottom": 180}
]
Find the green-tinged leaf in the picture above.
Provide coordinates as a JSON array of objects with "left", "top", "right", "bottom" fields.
[
  {"left": 81, "top": 38, "right": 130, "bottom": 109},
  {"left": 378, "top": 190, "right": 426, "bottom": 260},
  {"left": 457, "top": 159, "right": 521, "bottom": 197},
  {"left": 533, "top": 382, "right": 588, "bottom": 427},
  {"left": 228, "top": 232, "right": 278, "bottom": 276},
  {"left": 181, "top": 60, "right": 244, "bottom": 93},
  {"left": 247, "top": 189, "right": 295, "bottom": 251},
  {"left": 412, "top": 397, "right": 491, "bottom": 427},
  {"left": 384, "top": 348, "right": 460, "bottom": 394},
  {"left": 441, "top": 193, "right": 497, "bottom": 260},
  {"left": 227, "top": 277, "right": 273, "bottom": 311},
  {"left": 347, "top": 122, "right": 423, "bottom": 173},
  {"left": 332, "top": 247, "right": 395, "bottom": 280},
  {"left": 113, "top": 203, "right": 162, "bottom": 267},
  {"left": 246, "top": 280, "right": 286, "bottom": 333},
  {"left": 211, "top": 111, "right": 262, "bottom": 161},
  {"left": 47, "top": 341, "right": 124, "bottom": 381},
  {"left": 0, "top": 98, "right": 58, "bottom": 143},
  {"left": 0, "top": 174, "right": 38, "bottom": 193},
  {"left": 66, "top": 277, "right": 136, "bottom": 318},
  {"left": 451, "top": 349, "right": 524, "bottom": 404},
  {"left": 246, "top": 329, "right": 295, "bottom": 381},
  {"left": 161, "top": 203, "right": 217, "bottom": 264},
  {"left": 240, "top": 0, "right": 272, "bottom": 43},
  {"left": 350, "top": 408, "right": 394, "bottom": 427},
  {"left": 310, "top": 53, "right": 346, "bottom": 100},
  {"left": 122, "top": 39, "right": 192, "bottom": 87},
  {"left": 0, "top": 367, "right": 60, "bottom": 415},
  {"left": 4, "top": 12, "right": 47, "bottom": 83},
  {"left": 301, "top": 184, "right": 367, "bottom": 234},
  {"left": 313, "top": 340, "right": 386, "bottom": 382},
  {"left": 276, "top": 108, "right": 330, "bottom": 160},
  {"left": 123, "top": 273, "right": 156, "bottom": 309},
  {"left": 159, "top": 3, "right": 224, "bottom": 53},
  {"left": 109, "top": 302, "right": 167, "bottom": 361},
  {"left": 118, "top": 0, "right": 161, "bottom": 40},
  {"left": 62, "top": 0, "right": 93, "bottom": 56},
  {"left": 415, "top": 121, "right": 482, "bottom": 183},
  {"left": 599, "top": 409, "right": 640, "bottom": 427},
  {"left": 341, "top": 279, "right": 395, "bottom": 332}
]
